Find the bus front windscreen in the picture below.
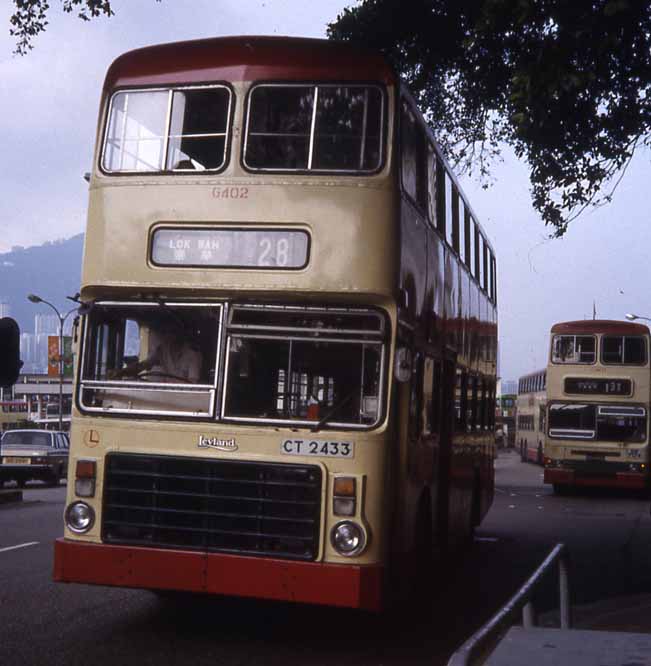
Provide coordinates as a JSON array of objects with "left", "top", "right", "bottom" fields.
[
  {"left": 548, "top": 402, "right": 646, "bottom": 442},
  {"left": 79, "top": 304, "right": 221, "bottom": 417},
  {"left": 78, "top": 302, "right": 386, "bottom": 427}
]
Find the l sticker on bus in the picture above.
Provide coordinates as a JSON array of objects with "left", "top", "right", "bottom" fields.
[{"left": 281, "top": 439, "right": 354, "bottom": 459}]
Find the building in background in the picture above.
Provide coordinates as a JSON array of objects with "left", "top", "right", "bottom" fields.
[{"left": 10, "top": 373, "right": 72, "bottom": 430}]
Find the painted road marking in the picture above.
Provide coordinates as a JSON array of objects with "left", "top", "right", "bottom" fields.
[{"left": 0, "top": 542, "right": 39, "bottom": 554}]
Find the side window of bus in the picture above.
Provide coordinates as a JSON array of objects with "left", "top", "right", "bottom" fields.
[
  {"left": 464, "top": 210, "right": 472, "bottom": 272},
  {"left": 445, "top": 175, "right": 454, "bottom": 248},
  {"left": 427, "top": 147, "right": 437, "bottom": 227},
  {"left": 455, "top": 369, "right": 467, "bottom": 432},
  {"left": 478, "top": 235, "right": 486, "bottom": 292},
  {"left": 423, "top": 356, "right": 440, "bottom": 435},
  {"left": 467, "top": 375, "right": 477, "bottom": 432},
  {"left": 539, "top": 405, "right": 546, "bottom": 433},
  {"left": 489, "top": 250, "right": 496, "bottom": 302},
  {"left": 456, "top": 195, "right": 464, "bottom": 260},
  {"left": 409, "top": 353, "right": 424, "bottom": 439},
  {"left": 485, "top": 381, "right": 493, "bottom": 430},
  {"left": 400, "top": 104, "right": 427, "bottom": 210},
  {"left": 471, "top": 219, "right": 478, "bottom": 279},
  {"left": 435, "top": 157, "right": 446, "bottom": 237}
]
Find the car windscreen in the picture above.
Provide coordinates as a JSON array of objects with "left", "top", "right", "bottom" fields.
[{"left": 1, "top": 431, "right": 50, "bottom": 448}]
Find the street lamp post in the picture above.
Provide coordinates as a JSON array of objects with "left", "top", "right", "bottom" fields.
[
  {"left": 625, "top": 313, "right": 651, "bottom": 323},
  {"left": 27, "top": 294, "right": 77, "bottom": 431}
]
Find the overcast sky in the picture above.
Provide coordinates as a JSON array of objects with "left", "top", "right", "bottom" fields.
[{"left": 1, "top": 0, "right": 650, "bottom": 382}]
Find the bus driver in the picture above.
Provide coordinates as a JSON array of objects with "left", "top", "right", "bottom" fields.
[{"left": 112, "top": 328, "right": 202, "bottom": 383}]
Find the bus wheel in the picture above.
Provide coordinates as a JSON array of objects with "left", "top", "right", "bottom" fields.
[
  {"left": 521, "top": 444, "right": 527, "bottom": 463},
  {"left": 537, "top": 443, "right": 543, "bottom": 466}
]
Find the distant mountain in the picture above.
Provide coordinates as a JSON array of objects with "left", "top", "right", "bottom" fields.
[{"left": 0, "top": 235, "right": 84, "bottom": 335}]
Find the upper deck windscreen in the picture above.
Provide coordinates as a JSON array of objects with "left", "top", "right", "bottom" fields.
[
  {"left": 99, "top": 37, "right": 392, "bottom": 176},
  {"left": 103, "top": 86, "right": 231, "bottom": 173},
  {"left": 243, "top": 84, "right": 384, "bottom": 172}
]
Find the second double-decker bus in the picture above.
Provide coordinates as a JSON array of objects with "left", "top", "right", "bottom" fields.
[
  {"left": 516, "top": 370, "right": 546, "bottom": 465},
  {"left": 53, "top": 36, "right": 498, "bottom": 610},
  {"left": 544, "top": 320, "right": 650, "bottom": 493},
  {"left": 495, "top": 390, "right": 516, "bottom": 448}
]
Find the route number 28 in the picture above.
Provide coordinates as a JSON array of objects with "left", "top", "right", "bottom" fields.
[{"left": 258, "top": 237, "right": 290, "bottom": 266}]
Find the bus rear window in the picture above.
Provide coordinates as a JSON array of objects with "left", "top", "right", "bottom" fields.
[
  {"left": 244, "top": 84, "right": 384, "bottom": 172},
  {"left": 551, "top": 335, "right": 596, "bottom": 364},
  {"left": 601, "top": 336, "right": 647, "bottom": 365},
  {"left": 103, "top": 86, "right": 231, "bottom": 173}
]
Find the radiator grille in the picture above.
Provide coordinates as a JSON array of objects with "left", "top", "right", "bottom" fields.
[{"left": 102, "top": 453, "right": 322, "bottom": 560}]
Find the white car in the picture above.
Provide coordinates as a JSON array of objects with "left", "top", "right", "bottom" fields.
[{"left": 0, "top": 429, "right": 69, "bottom": 487}]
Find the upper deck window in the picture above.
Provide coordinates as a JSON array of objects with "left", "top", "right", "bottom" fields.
[
  {"left": 551, "top": 335, "right": 596, "bottom": 364},
  {"left": 102, "top": 86, "right": 231, "bottom": 173},
  {"left": 244, "top": 84, "right": 384, "bottom": 172},
  {"left": 601, "top": 336, "right": 647, "bottom": 365}
]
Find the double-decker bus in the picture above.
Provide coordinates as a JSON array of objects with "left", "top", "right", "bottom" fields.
[
  {"left": 53, "top": 36, "right": 498, "bottom": 610},
  {"left": 544, "top": 320, "right": 650, "bottom": 493},
  {"left": 495, "top": 391, "right": 516, "bottom": 448},
  {"left": 516, "top": 370, "right": 547, "bottom": 465}
]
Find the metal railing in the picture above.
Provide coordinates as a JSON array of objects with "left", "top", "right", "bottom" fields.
[{"left": 447, "top": 543, "right": 571, "bottom": 666}]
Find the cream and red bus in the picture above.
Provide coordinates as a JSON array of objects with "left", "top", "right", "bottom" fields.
[
  {"left": 516, "top": 370, "right": 546, "bottom": 465},
  {"left": 53, "top": 36, "right": 498, "bottom": 610},
  {"left": 544, "top": 320, "right": 650, "bottom": 493}
]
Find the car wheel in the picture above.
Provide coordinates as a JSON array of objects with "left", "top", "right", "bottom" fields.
[{"left": 48, "top": 471, "right": 61, "bottom": 487}]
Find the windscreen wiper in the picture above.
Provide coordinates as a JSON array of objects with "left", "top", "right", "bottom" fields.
[{"left": 311, "top": 391, "right": 356, "bottom": 433}]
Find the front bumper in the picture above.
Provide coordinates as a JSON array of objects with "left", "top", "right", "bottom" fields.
[
  {"left": 0, "top": 464, "right": 52, "bottom": 479},
  {"left": 53, "top": 538, "right": 383, "bottom": 611},
  {"left": 544, "top": 467, "right": 647, "bottom": 489}
]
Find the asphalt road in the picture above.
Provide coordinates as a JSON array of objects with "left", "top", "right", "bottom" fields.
[{"left": 1, "top": 452, "right": 650, "bottom": 666}]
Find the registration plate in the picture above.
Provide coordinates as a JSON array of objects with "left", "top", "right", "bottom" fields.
[
  {"left": 3, "top": 457, "right": 30, "bottom": 464},
  {"left": 281, "top": 439, "right": 354, "bottom": 459}
]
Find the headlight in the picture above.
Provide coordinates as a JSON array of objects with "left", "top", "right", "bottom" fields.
[
  {"left": 330, "top": 521, "right": 366, "bottom": 557},
  {"left": 65, "top": 502, "right": 95, "bottom": 534}
]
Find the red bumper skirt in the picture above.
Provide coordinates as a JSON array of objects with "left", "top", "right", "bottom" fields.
[
  {"left": 544, "top": 468, "right": 647, "bottom": 489},
  {"left": 53, "top": 538, "right": 383, "bottom": 611}
]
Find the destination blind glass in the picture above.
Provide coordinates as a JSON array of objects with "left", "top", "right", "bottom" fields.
[
  {"left": 151, "top": 228, "right": 309, "bottom": 268},
  {"left": 564, "top": 377, "right": 632, "bottom": 396}
]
